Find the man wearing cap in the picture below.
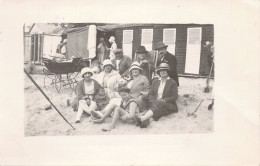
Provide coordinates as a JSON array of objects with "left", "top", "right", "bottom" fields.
[
  {"left": 155, "top": 42, "right": 179, "bottom": 86},
  {"left": 112, "top": 49, "right": 132, "bottom": 76},
  {"left": 135, "top": 46, "right": 155, "bottom": 81}
]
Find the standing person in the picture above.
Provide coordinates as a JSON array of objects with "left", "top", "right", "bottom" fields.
[
  {"left": 92, "top": 87, "right": 139, "bottom": 132},
  {"left": 155, "top": 42, "right": 179, "bottom": 86},
  {"left": 134, "top": 46, "right": 155, "bottom": 81},
  {"left": 136, "top": 63, "right": 178, "bottom": 128},
  {"left": 73, "top": 67, "right": 102, "bottom": 123},
  {"left": 112, "top": 49, "right": 132, "bottom": 76},
  {"left": 97, "top": 37, "right": 108, "bottom": 64},
  {"left": 108, "top": 36, "right": 117, "bottom": 60}
]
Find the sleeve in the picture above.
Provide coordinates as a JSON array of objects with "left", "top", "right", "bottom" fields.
[
  {"left": 122, "top": 58, "right": 133, "bottom": 76},
  {"left": 94, "top": 80, "right": 102, "bottom": 96},
  {"left": 148, "top": 79, "right": 157, "bottom": 101},
  {"left": 141, "top": 76, "right": 150, "bottom": 96},
  {"left": 75, "top": 82, "right": 85, "bottom": 99},
  {"left": 163, "top": 80, "right": 178, "bottom": 103}
]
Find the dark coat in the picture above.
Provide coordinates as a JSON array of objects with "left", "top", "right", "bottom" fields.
[
  {"left": 112, "top": 55, "right": 132, "bottom": 76},
  {"left": 157, "top": 51, "right": 179, "bottom": 86},
  {"left": 72, "top": 79, "right": 101, "bottom": 111},
  {"left": 148, "top": 78, "right": 178, "bottom": 112}
]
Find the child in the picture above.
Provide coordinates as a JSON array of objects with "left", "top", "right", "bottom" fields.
[
  {"left": 93, "top": 87, "right": 110, "bottom": 112},
  {"left": 92, "top": 87, "right": 139, "bottom": 131}
]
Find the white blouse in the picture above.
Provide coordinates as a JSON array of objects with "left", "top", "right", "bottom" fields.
[
  {"left": 157, "top": 77, "right": 170, "bottom": 99},
  {"left": 84, "top": 80, "right": 94, "bottom": 99}
]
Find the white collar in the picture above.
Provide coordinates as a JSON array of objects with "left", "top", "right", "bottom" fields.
[{"left": 158, "top": 76, "right": 170, "bottom": 81}]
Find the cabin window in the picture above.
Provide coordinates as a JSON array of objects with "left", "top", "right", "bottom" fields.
[
  {"left": 141, "top": 29, "right": 153, "bottom": 51},
  {"left": 185, "top": 27, "right": 202, "bottom": 74},
  {"left": 163, "top": 28, "right": 176, "bottom": 55},
  {"left": 122, "top": 30, "right": 133, "bottom": 58}
]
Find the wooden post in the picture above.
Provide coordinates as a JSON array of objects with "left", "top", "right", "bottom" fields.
[
  {"left": 33, "top": 35, "right": 36, "bottom": 66},
  {"left": 38, "top": 34, "right": 40, "bottom": 64}
]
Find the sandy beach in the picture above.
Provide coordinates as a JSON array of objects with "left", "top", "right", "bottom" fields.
[{"left": 24, "top": 72, "right": 214, "bottom": 136}]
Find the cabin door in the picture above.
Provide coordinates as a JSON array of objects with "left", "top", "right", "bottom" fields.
[
  {"left": 141, "top": 29, "right": 153, "bottom": 51},
  {"left": 122, "top": 30, "right": 133, "bottom": 59},
  {"left": 185, "top": 27, "right": 202, "bottom": 74},
  {"left": 163, "top": 28, "right": 176, "bottom": 55}
]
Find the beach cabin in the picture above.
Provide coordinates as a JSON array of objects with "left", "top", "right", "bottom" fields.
[
  {"left": 24, "top": 23, "right": 64, "bottom": 64},
  {"left": 97, "top": 24, "right": 214, "bottom": 76}
]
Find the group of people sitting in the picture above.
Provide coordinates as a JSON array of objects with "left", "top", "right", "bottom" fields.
[{"left": 68, "top": 42, "right": 179, "bottom": 131}]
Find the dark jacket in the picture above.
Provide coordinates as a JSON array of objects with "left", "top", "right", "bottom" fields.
[
  {"left": 112, "top": 55, "right": 132, "bottom": 76},
  {"left": 157, "top": 51, "right": 179, "bottom": 86},
  {"left": 72, "top": 79, "right": 101, "bottom": 111},
  {"left": 148, "top": 78, "right": 178, "bottom": 111}
]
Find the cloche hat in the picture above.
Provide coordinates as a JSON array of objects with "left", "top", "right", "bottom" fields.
[
  {"left": 129, "top": 61, "right": 143, "bottom": 72},
  {"left": 81, "top": 67, "right": 93, "bottom": 78}
]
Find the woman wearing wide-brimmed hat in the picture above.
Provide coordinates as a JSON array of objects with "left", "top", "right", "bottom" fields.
[
  {"left": 127, "top": 61, "right": 150, "bottom": 111},
  {"left": 72, "top": 67, "right": 102, "bottom": 123},
  {"left": 135, "top": 63, "right": 178, "bottom": 128},
  {"left": 134, "top": 46, "right": 155, "bottom": 81}
]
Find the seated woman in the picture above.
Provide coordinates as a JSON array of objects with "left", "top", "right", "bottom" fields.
[
  {"left": 136, "top": 63, "right": 178, "bottom": 128},
  {"left": 95, "top": 59, "right": 122, "bottom": 99},
  {"left": 90, "top": 61, "right": 150, "bottom": 118},
  {"left": 127, "top": 61, "right": 150, "bottom": 111},
  {"left": 73, "top": 67, "right": 102, "bottom": 123},
  {"left": 92, "top": 87, "right": 139, "bottom": 131}
]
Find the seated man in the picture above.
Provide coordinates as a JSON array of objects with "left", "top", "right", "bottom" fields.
[
  {"left": 92, "top": 87, "right": 139, "bottom": 132},
  {"left": 112, "top": 49, "right": 132, "bottom": 76}
]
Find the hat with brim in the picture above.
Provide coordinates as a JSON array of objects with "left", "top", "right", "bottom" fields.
[
  {"left": 155, "top": 42, "right": 168, "bottom": 50},
  {"left": 113, "top": 49, "right": 123, "bottom": 54},
  {"left": 129, "top": 61, "right": 143, "bottom": 72},
  {"left": 81, "top": 67, "right": 94, "bottom": 78},
  {"left": 102, "top": 59, "right": 114, "bottom": 68},
  {"left": 156, "top": 63, "right": 171, "bottom": 74},
  {"left": 136, "top": 46, "right": 148, "bottom": 54}
]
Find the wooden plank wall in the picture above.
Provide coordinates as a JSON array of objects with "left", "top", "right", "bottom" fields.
[{"left": 114, "top": 24, "right": 214, "bottom": 76}]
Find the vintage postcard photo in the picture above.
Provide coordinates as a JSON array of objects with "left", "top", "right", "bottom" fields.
[
  {"left": 24, "top": 23, "right": 214, "bottom": 136},
  {"left": 0, "top": 0, "right": 259, "bottom": 165}
]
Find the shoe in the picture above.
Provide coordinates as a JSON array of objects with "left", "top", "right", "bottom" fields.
[
  {"left": 101, "top": 128, "right": 111, "bottom": 132},
  {"left": 135, "top": 116, "right": 142, "bottom": 127},
  {"left": 91, "top": 110, "right": 103, "bottom": 119},
  {"left": 140, "top": 118, "right": 150, "bottom": 128},
  {"left": 75, "top": 120, "right": 80, "bottom": 123}
]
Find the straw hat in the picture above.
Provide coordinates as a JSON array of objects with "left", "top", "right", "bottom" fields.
[
  {"left": 129, "top": 61, "right": 143, "bottom": 72},
  {"left": 81, "top": 67, "right": 93, "bottom": 78},
  {"left": 156, "top": 63, "right": 171, "bottom": 74},
  {"left": 102, "top": 59, "right": 114, "bottom": 68},
  {"left": 154, "top": 42, "right": 168, "bottom": 50}
]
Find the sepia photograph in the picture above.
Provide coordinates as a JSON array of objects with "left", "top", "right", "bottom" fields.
[
  {"left": 24, "top": 23, "right": 215, "bottom": 135},
  {"left": 0, "top": 0, "right": 259, "bottom": 165}
]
